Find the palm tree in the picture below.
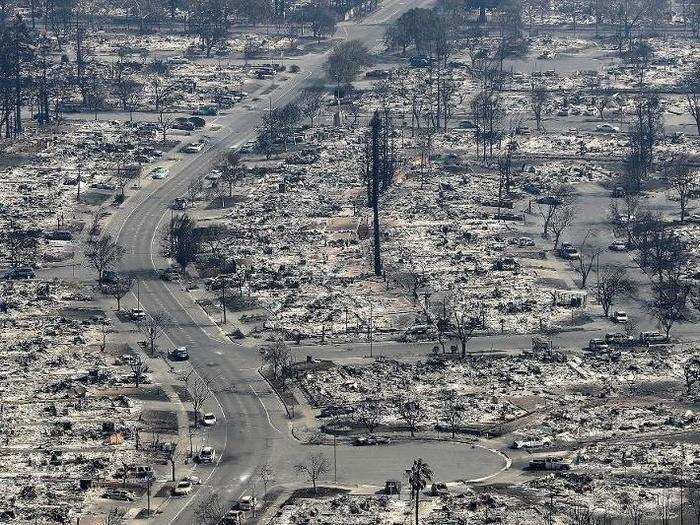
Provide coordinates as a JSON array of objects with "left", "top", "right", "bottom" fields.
[{"left": 406, "top": 458, "right": 433, "bottom": 525}]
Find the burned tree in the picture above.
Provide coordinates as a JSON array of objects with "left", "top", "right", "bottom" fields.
[
  {"left": 683, "top": 356, "right": 700, "bottom": 394},
  {"left": 193, "top": 493, "right": 227, "bottom": 524},
  {"left": 393, "top": 397, "right": 424, "bottom": 437},
  {"left": 129, "top": 355, "right": 149, "bottom": 388},
  {"left": 165, "top": 214, "right": 202, "bottom": 273},
  {"left": 441, "top": 390, "right": 466, "bottom": 439},
  {"left": 572, "top": 232, "right": 603, "bottom": 289},
  {"left": 550, "top": 204, "right": 578, "bottom": 251},
  {"left": 357, "top": 399, "right": 383, "bottom": 435},
  {"left": 537, "top": 185, "right": 577, "bottom": 239},
  {"left": 595, "top": 265, "right": 637, "bottom": 317},
  {"left": 681, "top": 61, "right": 700, "bottom": 136},
  {"left": 103, "top": 276, "right": 134, "bottom": 311},
  {"left": 293, "top": 453, "right": 330, "bottom": 494},
  {"left": 666, "top": 160, "right": 694, "bottom": 223},
  {"left": 646, "top": 277, "right": 693, "bottom": 339},
  {"left": 529, "top": 82, "right": 548, "bottom": 130},
  {"left": 297, "top": 81, "right": 325, "bottom": 127},
  {"left": 85, "top": 234, "right": 126, "bottom": 283},
  {"left": 185, "top": 372, "right": 212, "bottom": 428},
  {"left": 139, "top": 312, "right": 169, "bottom": 357},
  {"left": 437, "top": 291, "right": 482, "bottom": 359}
]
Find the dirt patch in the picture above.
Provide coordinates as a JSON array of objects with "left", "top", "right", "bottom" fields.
[
  {"left": 143, "top": 409, "right": 178, "bottom": 431},
  {"left": 128, "top": 386, "right": 170, "bottom": 402}
]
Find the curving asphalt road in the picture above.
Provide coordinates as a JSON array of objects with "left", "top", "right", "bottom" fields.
[{"left": 102, "top": 1, "right": 449, "bottom": 523}]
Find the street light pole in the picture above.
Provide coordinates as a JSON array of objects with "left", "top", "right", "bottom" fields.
[{"left": 333, "top": 433, "right": 337, "bottom": 483}]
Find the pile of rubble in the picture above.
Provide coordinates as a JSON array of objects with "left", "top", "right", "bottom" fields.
[{"left": 0, "top": 279, "right": 142, "bottom": 522}]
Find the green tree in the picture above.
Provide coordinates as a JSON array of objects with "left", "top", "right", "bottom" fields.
[{"left": 406, "top": 459, "right": 434, "bottom": 525}]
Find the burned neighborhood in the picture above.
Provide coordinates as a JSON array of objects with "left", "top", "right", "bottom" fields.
[{"left": 1, "top": 0, "right": 700, "bottom": 523}]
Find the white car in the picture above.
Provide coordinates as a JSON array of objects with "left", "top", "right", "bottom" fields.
[
  {"left": 596, "top": 123, "right": 620, "bottom": 133},
  {"left": 172, "top": 480, "right": 193, "bottom": 496},
  {"left": 130, "top": 308, "right": 146, "bottom": 321},
  {"left": 151, "top": 167, "right": 168, "bottom": 179},
  {"left": 609, "top": 241, "right": 627, "bottom": 251},
  {"left": 612, "top": 310, "right": 628, "bottom": 323},
  {"left": 202, "top": 413, "right": 217, "bottom": 426},
  {"left": 512, "top": 437, "right": 552, "bottom": 449}
]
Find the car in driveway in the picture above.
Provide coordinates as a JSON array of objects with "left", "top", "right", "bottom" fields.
[
  {"left": 512, "top": 437, "right": 553, "bottom": 449},
  {"left": 172, "top": 479, "right": 193, "bottom": 496},
  {"left": 640, "top": 331, "right": 667, "bottom": 345},
  {"left": 609, "top": 241, "right": 627, "bottom": 251},
  {"left": 588, "top": 338, "right": 610, "bottom": 352},
  {"left": 596, "top": 123, "right": 620, "bottom": 133},
  {"left": 151, "top": 167, "right": 168, "bottom": 179},
  {"left": 612, "top": 310, "right": 628, "bottom": 323},
  {"left": 202, "top": 413, "right": 217, "bottom": 426},
  {"left": 3, "top": 267, "right": 35, "bottom": 280},
  {"left": 237, "top": 496, "right": 258, "bottom": 511}
]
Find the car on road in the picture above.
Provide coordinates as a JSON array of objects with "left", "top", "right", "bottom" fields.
[
  {"left": 130, "top": 308, "right": 146, "bottom": 321},
  {"left": 182, "top": 142, "right": 205, "bottom": 154},
  {"left": 172, "top": 480, "right": 193, "bottom": 496},
  {"left": 151, "top": 167, "right": 168, "bottom": 179},
  {"left": 171, "top": 346, "right": 190, "bottom": 361},
  {"left": 609, "top": 241, "right": 627, "bottom": 251},
  {"left": 171, "top": 197, "right": 190, "bottom": 210},
  {"left": 512, "top": 437, "right": 552, "bottom": 449},
  {"left": 612, "top": 310, "right": 628, "bottom": 323},
  {"left": 3, "top": 267, "right": 35, "bottom": 280},
  {"left": 202, "top": 413, "right": 217, "bottom": 426},
  {"left": 197, "top": 446, "right": 215, "bottom": 463},
  {"left": 596, "top": 123, "right": 620, "bottom": 133},
  {"left": 102, "top": 489, "right": 135, "bottom": 501}
]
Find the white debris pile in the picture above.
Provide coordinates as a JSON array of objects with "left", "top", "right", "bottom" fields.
[
  {"left": 302, "top": 347, "right": 694, "bottom": 437},
  {"left": 272, "top": 493, "right": 414, "bottom": 525},
  {"left": 0, "top": 279, "right": 142, "bottom": 522},
  {"left": 217, "top": 124, "right": 574, "bottom": 341}
]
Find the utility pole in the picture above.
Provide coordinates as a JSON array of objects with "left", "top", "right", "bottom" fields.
[
  {"left": 369, "top": 303, "right": 374, "bottom": 358},
  {"left": 136, "top": 279, "right": 140, "bottom": 308},
  {"left": 370, "top": 111, "right": 382, "bottom": 276},
  {"left": 333, "top": 432, "right": 337, "bottom": 483}
]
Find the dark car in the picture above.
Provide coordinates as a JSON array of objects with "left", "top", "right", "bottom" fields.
[
  {"left": 171, "top": 346, "right": 190, "bottom": 361},
  {"left": 4, "top": 267, "right": 35, "bottom": 280},
  {"left": 409, "top": 56, "right": 432, "bottom": 68},
  {"left": 45, "top": 229, "right": 73, "bottom": 241}
]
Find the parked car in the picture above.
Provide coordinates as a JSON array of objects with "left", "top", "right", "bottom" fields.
[
  {"left": 3, "top": 267, "right": 35, "bottom": 280},
  {"left": 611, "top": 186, "right": 625, "bottom": 198},
  {"left": 605, "top": 332, "right": 633, "bottom": 345},
  {"left": 220, "top": 510, "right": 244, "bottom": 524},
  {"left": 237, "top": 496, "right": 257, "bottom": 511},
  {"left": 202, "top": 413, "right": 217, "bottom": 426},
  {"left": 172, "top": 480, "right": 193, "bottom": 496},
  {"left": 197, "top": 446, "right": 215, "bottom": 463},
  {"left": 430, "top": 483, "right": 449, "bottom": 496},
  {"left": 353, "top": 434, "right": 390, "bottom": 446},
  {"left": 102, "top": 489, "right": 135, "bottom": 501},
  {"left": 612, "top": 310, "right": 628, "bottom": 323},
  {"left": 512, "top": 437, "right": 552, "bottom": 449},
  {"left": 588, "top": 338, "right": 610, "bottom": 352},
  {"left": 45, "top": 229, "right": 73, "bottom": 241},
  {"left": 151, "top": 167, "right": 168, "bottom": 179},
  {"left": 527, "top": 458, "right": 570, "bottom": 471},
  {"left": 609, "top": 241, "right": 627, "bottom": 251},
  {"left": 161, "top": 267, "right": 180, "bottom": 281},
  {"left": 130, "top": 308, "right": 146, "bottom": 321},
  {"left": 596, "top": 123, "right": 619, "bottom": 133},
  {"left": 182, "top": 142, "right": 204, "bottom": 153},
  {"left": 365, "top": 69, "right": 390, "bottom": 79},
  {"left": 171, "top": 346, "right": 190, "bottom": 361},
  {"left": 171, "top": 197, "right": 189, "bottom": 210},
  {"left": 640, "top": 331, "right": 667, "bottom": 345}
]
